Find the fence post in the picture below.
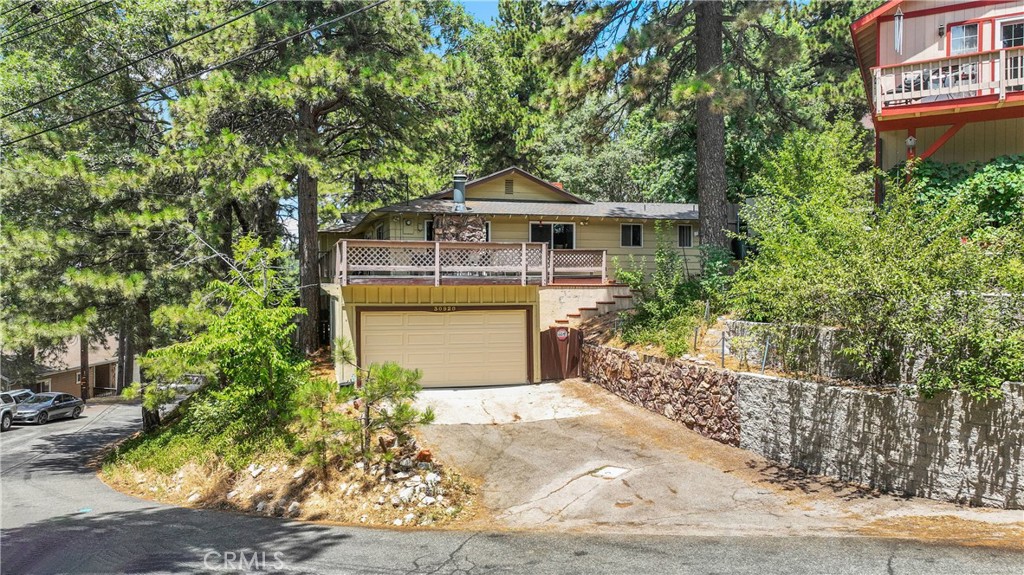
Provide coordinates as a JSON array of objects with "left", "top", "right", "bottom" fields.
[
  {"left": 521, "top": 243, "right": 528, "bottom": 286},
  {"left": 761, "top": 336, "right": 770, "bottom": 374},
  {"left": 601, "top": 250, "right": 607, "bottom": 284},
  {"left": 540, "top": 244, "right": 547, "bottom": 286},
  {"left": 434, "top": 242, "right": 441, "bottom": 287},
  {"left": 340, "top": 240, "right": 348, "bottom": 286}
]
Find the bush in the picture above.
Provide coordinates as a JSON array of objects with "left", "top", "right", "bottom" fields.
[{"left": 733, "top": 122, "right": 1024, "bottom": 397}]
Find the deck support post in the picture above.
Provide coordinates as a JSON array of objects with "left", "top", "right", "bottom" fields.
[
  {"left": 601, "top": 250, "right": 608, "bottom": 284},
  {"left": 340, "top": 240, "right": 348, "bottom": 286},
  {"left": 434, "top": 242, "right": 441, "bottom": 287},
  {"left": 540, "top": 244, "right": 547, "bottom": 286},
  {"left": 520, "top": 243, "right": 528, "bottom": 286}
]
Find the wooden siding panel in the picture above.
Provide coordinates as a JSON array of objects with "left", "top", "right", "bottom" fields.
[
  {"left": 467, "top": 173, "right": 567, "bottom": 202},
  {"left": 881, "top": 117, "right": 1024, "bottom": 170},
  {"left": 878, "top": 3, "right": 1024, "bottom": 67}
]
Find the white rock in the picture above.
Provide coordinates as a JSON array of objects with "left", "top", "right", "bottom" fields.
[
  {"left": 269, "top": 466, "right": 279, "bottom": 473},
  {"left": 149, "top": 487, "right": 157, "bottom": 492},
  {"left": 408, "top": 475, "right": 423, "bottom": 485},
  {"left": 286, "top": 501, "right": 300, "bottom": 517},
  {"left": 345, "top": 483, "right": 360, "bottom": 497},
  {"left": 256, "top": 501, "right": 267, "bottom": 512},
  {"left": 384, "top": 484, "right": 392, "bottom": 493},
  {"left": 422, "top": 496, "right": 436, "bottom": 505},
  {"left": 398, "top": 487, "right": 415, "bottom": 503},
  {"left": 292, "top": 469, "right": 305, "bottom": 479},
  {"left": 394, "top": 472, "right": 410, "bottom": 480},
  {"left": 377, "top": 496, "right": 386, "bottom": 505},
  {"left": 393, "top": 519, "right": 403, "bottom": 526},
  {"left": 400, "top": 458, "right": 413, "bottom": 469},
  {"left": 338, "top": 482, "right": 348, "bottom": 493},
  {"left": 354, "top": 461, "right": 365, "bottom": 471},
  {"left": 390, "top": 496, "right": 401, "bottom": 507},
  {"left": 403, "top": 513, "right": 415, "bottom": 523},
  {"left": 187, "top": 493, "right": 200, "bottom": 503},
  {"left": 360, "top": 515, "right": 368, "bottom": 523},
  {"left": 226, "top": 490, "right": 238, "bottom": 500},
  {"left": 250, "top": 466, "right": 264, "bottom": 479},
  {"left": 254, "top": 484, "right": 262, "bottom": 493},
  {"left": 283, "top": 465, "right": 289, "bottom": 471},
  {"left": 425, "top": 472, "right": 441, "bottom": 486}
]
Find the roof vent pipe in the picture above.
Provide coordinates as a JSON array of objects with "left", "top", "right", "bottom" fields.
[{"left": 453, "top": 172, "right": 467, "bottom": 212}]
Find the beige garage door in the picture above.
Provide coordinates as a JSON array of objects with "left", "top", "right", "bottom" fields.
[{"left": 360, "top": 309, "right": 528, "bottom": 387}]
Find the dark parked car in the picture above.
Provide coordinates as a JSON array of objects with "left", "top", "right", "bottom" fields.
[{"left": 13, "top": 393, "right": 84, "bottom": 425}]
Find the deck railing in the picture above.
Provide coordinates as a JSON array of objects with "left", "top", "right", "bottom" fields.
[
  {"left": 873, "top": 47, "right": 1024, "bottom": 113},
  {"left": 322, "top": 240, "right": 609, "bottom": 286}
]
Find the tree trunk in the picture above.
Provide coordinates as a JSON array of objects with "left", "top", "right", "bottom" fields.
[
  {"left": 116, "top": 321, "right": 127, "bottom": 393},
  {"left": 217, "top": 202, "right": 233, "bottom": 273},
  {"left": 79, "top": 334, "right": 90, "bottom": 400},
  {"left": 136, "top": 295, "right": 160, "bottom": 431},
  {"left": 296, "top": 100, "right": 320, "bottom": 356},
  {"left": 123, "top": 323, "right": 135, "bottom": 393},
  {"left": 695, "top": 0, "right": 730, "bottom": 251}
]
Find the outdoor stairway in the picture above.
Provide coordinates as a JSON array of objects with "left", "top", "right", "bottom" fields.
[{"left": 553, "top": 287, "right": 636, "bottom": 328}]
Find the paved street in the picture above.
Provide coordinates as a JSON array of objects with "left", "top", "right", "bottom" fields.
[{"left": 2, "top": 403, "right": 1023, "bottom": 574}]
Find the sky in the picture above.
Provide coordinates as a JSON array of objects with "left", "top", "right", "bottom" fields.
[{"left": 459, "top": 1, "right": 501, "bottom": 24}]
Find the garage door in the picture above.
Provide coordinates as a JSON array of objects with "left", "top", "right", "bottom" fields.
[{"left": 360, "top": 309, "right": 528, "bottom": 387}]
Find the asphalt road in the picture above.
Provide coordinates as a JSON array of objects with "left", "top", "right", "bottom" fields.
[{"left": 2, "top": 404, "right": 1022, "bottom": 575}]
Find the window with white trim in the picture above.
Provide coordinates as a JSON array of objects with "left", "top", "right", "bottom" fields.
[
  {"left": 620, "top": 224, "right": 643, "bottom": 247},
  {"left": 375, "top": 223, "right": 385, "bottom": 240},
  {"left": 678, "top": 224, "right": 693, "bottom": 248},
  {"left": 950, "top": 23, "right": 978, "bottom": 55}
]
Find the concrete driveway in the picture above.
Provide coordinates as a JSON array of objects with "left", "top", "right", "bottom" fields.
[{"left": 415, "top": 380, "right": 1024, "bottom": 544}]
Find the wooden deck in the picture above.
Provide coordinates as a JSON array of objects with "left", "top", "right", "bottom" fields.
[{"left": 321, "top": 240, "right": 609, "bottom": 287}]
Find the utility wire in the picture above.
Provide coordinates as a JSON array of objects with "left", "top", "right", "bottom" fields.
[
  {"left": 1, "top": 0, "right": 388, "bottom": 148},
  {"left": 0, "top": 0, "right": 113, "bottom": 47},
  {"left": 1, "top": 1, "right": 33, "bottom": 17},
  {"left": 2, "top": 0, "right": 277, "bottom": 119},
  {"left": 3, "top": 0, "right": 92, "bottom": 37}
]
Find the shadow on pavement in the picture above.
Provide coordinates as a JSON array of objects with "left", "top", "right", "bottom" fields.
[{"left": 1, "top": 506, "right": 352, "bottom": 574}]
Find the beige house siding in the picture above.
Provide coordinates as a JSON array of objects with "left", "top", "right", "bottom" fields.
[
  {"left": 880, "top": 117, "right": 1024, "bottom": 170},
  {"left": 876, "top": 2, "right": 1024, "bottom": 67},
  {"left": 463, "top": 173, "right": 569, "bottom": 202},
  {"left": 330, "top": 285, "right": 541, "bottom": 385},
  {"left": 47, "top": 371, "right": 79, "bottom": 395}
]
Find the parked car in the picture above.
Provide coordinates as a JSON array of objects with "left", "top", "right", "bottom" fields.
[
  {"left": 4, "top": 389, "right": 34, "bottom": 404},
  {"left": 13, "top": 393, "right": 84, "bottom": 425},
  {"left": 0, "top": 395, "right": 14, "bottom": 432}
]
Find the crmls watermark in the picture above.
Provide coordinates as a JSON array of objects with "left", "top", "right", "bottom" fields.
[{"left": 203, "top": 550, "right": 288, "bottom": 572}]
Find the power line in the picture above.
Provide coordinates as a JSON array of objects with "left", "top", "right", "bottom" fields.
[
  {"left": 2, "top": 1, "right": 277, "bottom": 119},
  {"left": 1, "top": 1, "right": 34, "bottom": 17},
  {"left": 0, "top": 0, "right": 113, "bottom": 47},
  {"left": 1, "top": 0, "right": 388, "bottom": 148},
  {"left": 2, "top": 0, "right": 93, "bottom": 37}
]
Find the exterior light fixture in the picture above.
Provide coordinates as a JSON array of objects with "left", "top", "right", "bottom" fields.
[
  {"left": 938, "top": 24, "right": 946, "bottom": 37},
  {"left": 404, "top": 219, "right": 412, "bottom": 226}
]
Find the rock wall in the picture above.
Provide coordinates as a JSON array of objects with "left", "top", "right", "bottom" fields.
[
  {"left": 737, "top": 374, "right": 1024, "bottom": 509},
  {"left": 433, "top": 214, "right": 487, "bottom": 242},
  {"left": 581, "top": 342, "right": 1024, "bottom": 509},
  {"left": 581, "top": 344, "right": 740, "bottom": 445}
]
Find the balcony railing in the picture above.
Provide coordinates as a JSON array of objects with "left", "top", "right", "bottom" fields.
[
  {"left": 321, "top": 240, "right": 609, "bottom": 286},
  {"left": 873, "top": 47, "right": 1024, "bottom": 113}
]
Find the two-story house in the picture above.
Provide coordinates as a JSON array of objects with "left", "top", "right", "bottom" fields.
[
  {"left": 318, "top": 167, "right": 707, "bottom": 388},
  {"left": 852, "top": 0, "right": 1024, "bottom": 193}
]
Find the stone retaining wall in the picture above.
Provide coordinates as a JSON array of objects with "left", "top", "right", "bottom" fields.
[
  {"left": 581, "top": 344, "right": 740, "bottom": 445},
  {"left": 581, "top": 343, "right": 1024, "bottom": 509}
]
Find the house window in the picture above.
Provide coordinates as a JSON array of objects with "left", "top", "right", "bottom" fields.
[
  {"left": 1002, "top": 20, "right": 1024, "bottom": 48},
  {"left": 950, "top": 23, "right": 978, "bottom": 55},
  {"left": 678, "top": 224, "right": 693, "bottom": 248},
  {"left": 530, "top": 222, "right": 575, "bottom": 249},
  {"left": 621, "top": 224, "right": 643, "bottom": 247},
  {"left": 484, "top": 221, "right": 491, "bottom": 241},
  {"left": 375, "top": 223, "right": 385, "bottom": 240},
  {"left": 424, "top": 220, "right": 434, "bottom": 241},
  {"left": 36, "top": 379, "right": 51, "bottom": 392},
  {"left": 504, "top": 179, "right": 514, "bottom": 195}
]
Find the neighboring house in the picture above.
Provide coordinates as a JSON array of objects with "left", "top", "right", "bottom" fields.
[
  {"left": 851, "top": 0, "right": 1024, "bottom": 182},
  {"left": 319, "top": 167, "right": 719, "bottom": 388},
  {"left": 5, "top": 335, "right": 140, "bottom": 397}
]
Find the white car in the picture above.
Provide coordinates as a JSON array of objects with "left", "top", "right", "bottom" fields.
[{"left": 0, "top": 394, "right": 15, "bottom": 432}]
